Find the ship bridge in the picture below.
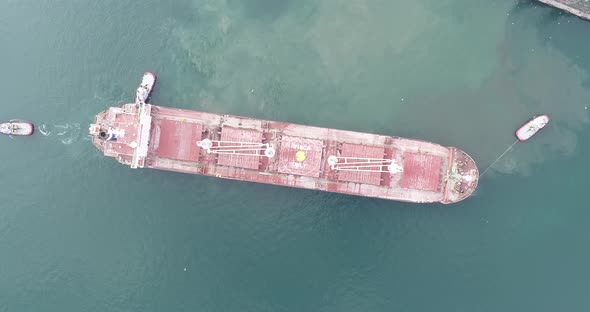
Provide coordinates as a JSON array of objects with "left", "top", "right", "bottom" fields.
[{"left": 89, "top": 103, "right": 151, "bottom": 168}]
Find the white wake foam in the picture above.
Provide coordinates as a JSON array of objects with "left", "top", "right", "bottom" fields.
[{"left": 38, "top": 123, "right": 81, "bottom": 145}]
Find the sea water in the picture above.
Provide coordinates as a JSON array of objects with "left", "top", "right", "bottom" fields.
[{"left": 1, "top": 0, "right": 589, "bottom": 311}]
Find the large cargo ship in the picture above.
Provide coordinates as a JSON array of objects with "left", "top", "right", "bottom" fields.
[{"left": 89, "top": 101, "right": 479, "bottom": 204}]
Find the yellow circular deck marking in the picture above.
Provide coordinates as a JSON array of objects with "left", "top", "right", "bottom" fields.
[{"left": 295, "top": 151, "right": 306, "bottom": 162}]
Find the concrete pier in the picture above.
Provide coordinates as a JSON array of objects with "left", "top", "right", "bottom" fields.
[{"left": 536, "top": 0, "right": 590, "bottom": 21}]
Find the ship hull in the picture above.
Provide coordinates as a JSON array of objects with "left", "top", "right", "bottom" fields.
[
  {"left": 1, "top": 121, "right": 34, "bottom": 136},
  {"left": 90, "top": 104, "right": 479, "bottom": 204},
  {"left": 515, "top": 114, "right": 550, "bottom": 141},
  {"left": 135, "top": 72, "right": 157, "bottom": 104}
]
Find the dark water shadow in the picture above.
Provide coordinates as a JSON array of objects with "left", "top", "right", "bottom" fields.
[{"left": 510, "top": 0, "right": 590, "bottom": 85}]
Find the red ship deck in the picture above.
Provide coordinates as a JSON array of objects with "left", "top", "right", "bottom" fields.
[{"left": 90, "top": 104, "right": 479, "bottom": 204}]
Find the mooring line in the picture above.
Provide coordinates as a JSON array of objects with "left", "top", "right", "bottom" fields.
[{"left": 480, "top": 139, "right": 519, "bottom": 177}]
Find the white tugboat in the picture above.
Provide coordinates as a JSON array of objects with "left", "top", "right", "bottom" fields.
[
  {"left": 135, "top": 72, "right": 157, "bottom": 104},
  {"left": 515, "top": 115, "right": 550, "bottom": 142},
  {"left": 0, "top": 120, "right": 34, "bottom": 137}
]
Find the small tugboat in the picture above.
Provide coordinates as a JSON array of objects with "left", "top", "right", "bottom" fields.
[
  {"left": 515, "top": 114, "right": 550, "bottom": 141},
  {"left": 135, "top": 72, "right": 157, "bottom": 104},
  {"left": 0, "top": 120, "right": 34, "bottom": 136}
]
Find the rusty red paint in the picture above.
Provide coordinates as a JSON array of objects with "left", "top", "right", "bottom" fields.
[
  {"left": 152, "top": 119, "right": 202, "bottom": 162},
  {"left": 96, "top": 110, "right": 137, "bottom": 157},
  {"left": 217, "top": 127, "right": 262, "bottom": 170},
  {"left": 90, "top": 104, "right": 479, "bottom": 204},
  {"left": 400, "top": 153, "right": 443, "bottom": 192},
  {"left": 336, "top": 143, "right": 385, "bottom": 186},
  {"left": 277, "top": 136, "right": 323, "bottom": 177}
]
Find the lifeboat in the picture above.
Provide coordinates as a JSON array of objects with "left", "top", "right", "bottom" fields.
[
  {"left": 515, "top": 114, "right": 550, "bottom": 141},
  {"left": 0, "top": 120, "right": 34, "bottom": 136},
  {"left": 135, "top": 72, "right": 157, "bottom": 104}
]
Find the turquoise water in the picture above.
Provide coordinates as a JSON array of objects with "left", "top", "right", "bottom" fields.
[{"left": 1, "top": 0, "right": 590, "bottom": 311}]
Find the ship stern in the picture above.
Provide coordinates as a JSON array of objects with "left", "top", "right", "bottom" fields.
[{"left": 89, "top": 103, "right": 152, "bottom": 168}]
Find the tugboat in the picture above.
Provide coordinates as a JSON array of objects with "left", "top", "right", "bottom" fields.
[
  {"left": 0, "top": 120, "right": 34, "bottom": 136},
  {"left": 135, "top": 72, "right": 157, "bottom": 104},
  {"left": 515, "top": 114, "right": 550, "bottom": 142}
]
